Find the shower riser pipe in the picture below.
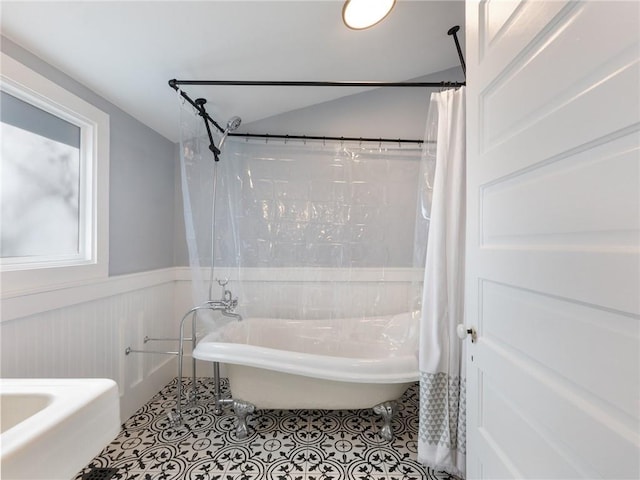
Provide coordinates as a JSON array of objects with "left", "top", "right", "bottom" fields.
[{"left": 174, "top": 304, "right": 234, "bottom": 423}]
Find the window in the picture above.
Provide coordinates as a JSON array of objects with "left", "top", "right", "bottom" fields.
[
  {"left": 2, "top": 91, "right": 83, "bottom": 260},
  {"left": 0, "top": 53, "right": 109, "bottom": 294}
]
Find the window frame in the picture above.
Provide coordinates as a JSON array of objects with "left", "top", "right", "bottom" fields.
[{"left": 0, "top": 53, "right": 109, "bottom": 295}]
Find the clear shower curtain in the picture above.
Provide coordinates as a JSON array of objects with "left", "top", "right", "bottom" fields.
[
  {"left": 418, "top": 87, "right": 466, "bottom": 478},
  {"left": 178, "top": 93, "right": 428, "bottom": 344}
]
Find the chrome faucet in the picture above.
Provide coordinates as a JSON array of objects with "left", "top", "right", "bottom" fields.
[{"left": 207, "top": 278, "right": 242, "bottom": 320}]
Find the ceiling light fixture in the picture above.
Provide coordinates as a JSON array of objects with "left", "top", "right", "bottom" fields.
[{"left": 342, "top": 0, "right": 396, "bottom": 30}]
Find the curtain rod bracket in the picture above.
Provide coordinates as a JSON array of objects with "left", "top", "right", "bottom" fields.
[
  {"left": 447, "top": 25, "right": 466, "bottom": 78},
  {"left": 195, "top": 98, "right": 221, "bottom": 161}
]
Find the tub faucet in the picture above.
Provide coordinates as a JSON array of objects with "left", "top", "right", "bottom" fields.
[
  {"left": 222, "top": 286, "right": 238, "bottom": 311},
  {"left": 206, "top": 278, "right": 241, "bottom": 320},
  {"left": 221, "top": 310, "right": 243, "bottom": 321}
]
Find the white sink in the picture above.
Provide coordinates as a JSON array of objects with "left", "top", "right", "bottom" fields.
[{"left": 0, "top": 378, "right": 120, "bottom": 480}]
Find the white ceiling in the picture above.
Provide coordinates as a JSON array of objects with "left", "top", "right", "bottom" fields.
[{"left": 0, "top": 1, "right": 465, "bottom": 142}]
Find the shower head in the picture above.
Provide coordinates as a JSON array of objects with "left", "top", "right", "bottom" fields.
[
  {"left": 226, "top": 116, "right": 242, "bottom": 132},
  {"left": 219, "top": 115, "right": 242, "bottom": 150}
]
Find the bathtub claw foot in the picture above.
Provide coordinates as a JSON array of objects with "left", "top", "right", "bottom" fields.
[
  {"left": 232, "top": 399, "right": 255, "bottom": 439},
  {"left": 186, "top": 389, "right": 198, "bottom": 408},
  {"left": 373, "top": 400, "right": 398, "bottom": 441},
  {"left": 167, "top": 409, "right": 183, "bottom": 427}
]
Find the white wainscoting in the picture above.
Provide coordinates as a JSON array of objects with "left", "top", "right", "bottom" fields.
[
  {"left": 1, "top": 266, "right": 423, "bottom": 420},
  {"left": 1, "top": 268, "right": 182, "bottom": 421}
]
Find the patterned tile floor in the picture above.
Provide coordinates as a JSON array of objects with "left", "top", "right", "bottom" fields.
[{"left": 76, "top": 378, "right": 456, "bottom": 480}]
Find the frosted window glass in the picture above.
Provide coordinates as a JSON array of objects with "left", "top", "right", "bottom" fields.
[{"left": 1, "top": 121, "right": 81, "bottom": 257}]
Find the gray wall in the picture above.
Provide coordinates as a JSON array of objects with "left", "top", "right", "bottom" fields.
[
  {"left": 241, "top": 67, "right": 464, "bottom": 140},
  {"left": 1, "top": 36, "right": 177, "bottom": 275}
]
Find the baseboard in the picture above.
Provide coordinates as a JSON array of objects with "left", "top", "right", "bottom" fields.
[{"left": 120, "top": 357, "right": 177, "bottom": 421}]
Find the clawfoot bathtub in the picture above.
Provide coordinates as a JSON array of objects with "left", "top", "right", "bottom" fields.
[{"left": 192, "top": 311, "right": 420, "bottom": 439}]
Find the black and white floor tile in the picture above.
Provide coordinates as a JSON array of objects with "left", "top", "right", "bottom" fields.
[{"left": 76, "top": 378, "right": 457, "bottom": 480}]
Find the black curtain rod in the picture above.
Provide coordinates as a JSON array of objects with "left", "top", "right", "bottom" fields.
[
  {"left": 168, "top": 25, "right": 465, "bottom": 157},
  {"left": 168, "top": 78, "right": 462, "bottom": 136},
  {"left": 170, "top": 86, "right": 431, "bottom": 152},
  {"left": 169, "top": 79, "right": 464, "bottom": 88},
  {"left": 169, "top": 25, "right": 465, "bottom": 89},
  {"left": 228, "top": 132, "right": 425, "bottom": 145}
]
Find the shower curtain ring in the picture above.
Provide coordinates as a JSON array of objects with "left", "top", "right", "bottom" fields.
[{"left": 285, "top": 135, "right": 288, "bottom": 144}]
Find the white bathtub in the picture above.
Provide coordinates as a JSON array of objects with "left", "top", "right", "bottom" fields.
[
  {"left": 193, "top": 311, "right": 420, "bottom": 410},
  {"left": 0, "top": 378, "right": 120, "bottom": 480}
]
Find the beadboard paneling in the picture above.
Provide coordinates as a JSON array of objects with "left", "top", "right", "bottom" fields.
[{"left": 1, "top": 270, "right": 179, "bottom": 420}]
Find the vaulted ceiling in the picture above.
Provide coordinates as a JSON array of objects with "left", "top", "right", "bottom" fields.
[{"left": 1, "top": 1, "right": 465, "bottom": 142}]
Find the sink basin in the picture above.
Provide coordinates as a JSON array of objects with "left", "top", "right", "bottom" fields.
[
  {"left": 1, "top": 393, "right": 53, "bottom": 434},
  {"left": 0, "top": 378, "right": 120, "bottom": 480}
]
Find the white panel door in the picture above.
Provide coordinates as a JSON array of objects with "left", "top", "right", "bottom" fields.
[{"left": 465, "top": 1, "right": 639, "bottom": 478}]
